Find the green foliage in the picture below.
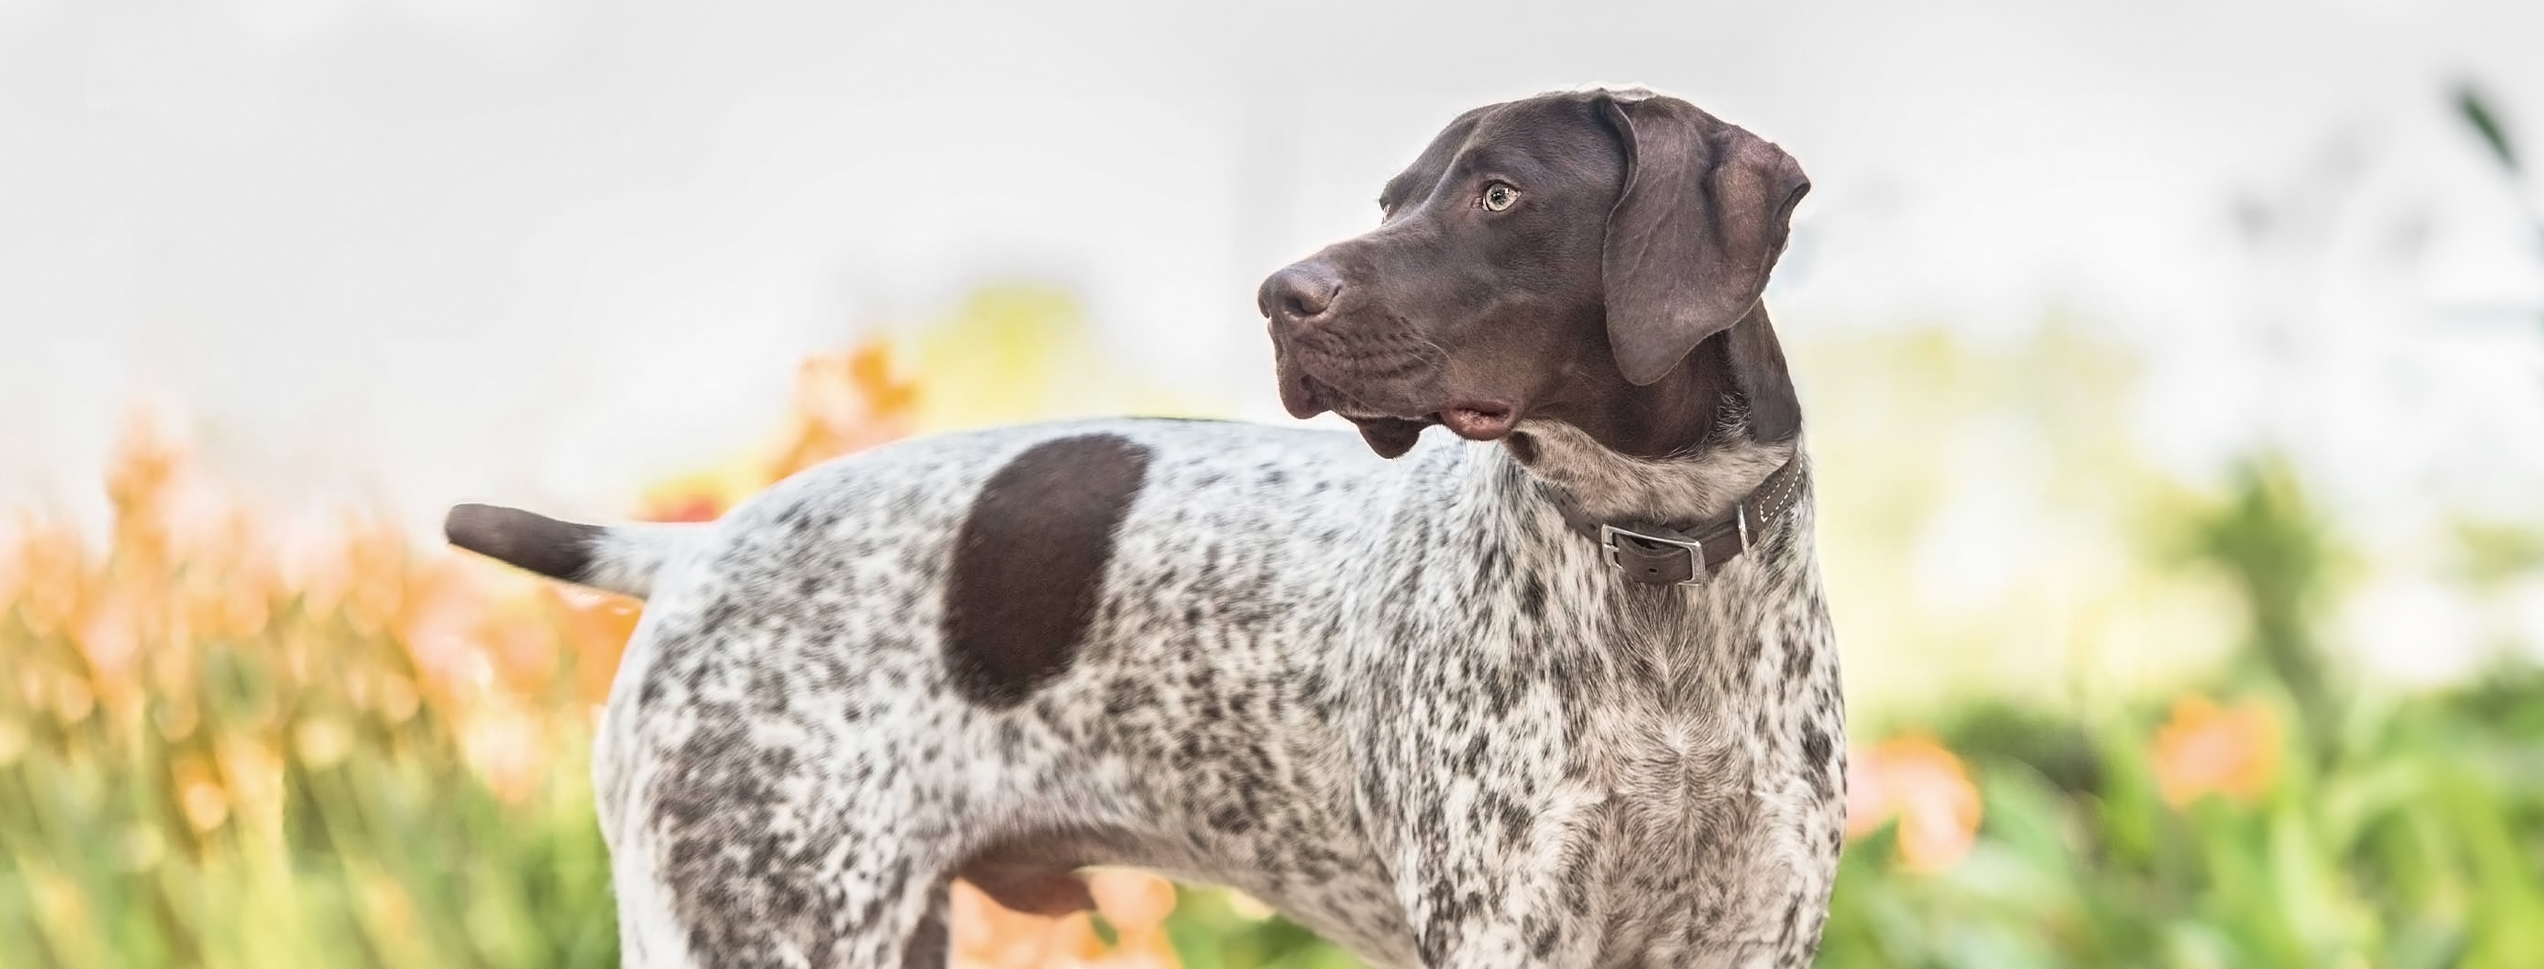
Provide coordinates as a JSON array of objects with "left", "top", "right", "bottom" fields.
[
  {"left": 1823, "top": 678, "right": 2544, "bottom": 968},
  {"left": 1165, "top": 890, "right": 1371, "bottom": 969},
  {"left": 2186, "top": 457, "right": 2343, "bottom": 759},
  {"left": 0, "top": 584, "right": 624, "bottom": 969},
  {"left": 1817, "top": 456, "right": 2544, "bottom": 969},
  {"left": 2455, "top": 84, "right": 2520, "bottom": 173},
  {"left": 0, "top": 658, "right": 623, "bottom": 969}
]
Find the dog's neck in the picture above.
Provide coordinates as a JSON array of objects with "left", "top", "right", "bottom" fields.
[
  {"left": 1527, "top": 306, "right": 1803, "bottom": 464},
  {"left": 1498, "top": 304, "right": 1803, "bottom": 526},
  {"left": 1505, "top": 419, "right": 1796, "bottom": 527}
]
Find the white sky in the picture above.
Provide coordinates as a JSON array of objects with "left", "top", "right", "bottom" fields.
[{"left": 4, "top": 0, "right": 2542, "bottom": 541}]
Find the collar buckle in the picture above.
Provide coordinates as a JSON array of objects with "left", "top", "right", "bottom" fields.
[
  {"left": 1599, "top": 523, "right": 1709, "bottom": 586},
  {"left": 1595, "top": 505, "right": 1748, "bottom": 587}
]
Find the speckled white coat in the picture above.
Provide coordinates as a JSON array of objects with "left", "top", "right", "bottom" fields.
[{"left": 586, "top": 414, "right": 1844, "bottom": 969}]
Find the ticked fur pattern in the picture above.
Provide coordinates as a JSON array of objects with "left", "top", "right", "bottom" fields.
[{"left": 582, "top": 414, "right": 1844, "bottom": 969}]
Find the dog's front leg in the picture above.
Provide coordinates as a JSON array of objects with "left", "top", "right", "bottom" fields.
[
  {"left": 1355, "top": 674, "right": 1611, "bottom": 969},
  {"left": 1386, "top": 775, "right": 1609, "bottom": 969}
]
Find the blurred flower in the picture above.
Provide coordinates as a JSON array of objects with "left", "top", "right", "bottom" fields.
[
  {"left": 638, "top": 485, "right": 728, "bottom": 525},
  {"left": 951, "top": 879, "right": 1083, "bottom": 969},
  {"left": 104, "top": 410, "right": 181, "bottom": 574},
  {"left": 768, "top": 342, "right": 920, "bottom": 481},
  {"left": 71, "top": 582, "right": 143, "bottom": 696},
  {"left": 339, "top": 517, "right": 412, "bottom": 637},
  {"left": 2151, "top": 695, "right": 2282, "bottom": 808},
  {"left": 638, "top": 338, "right": 920, "bottom": 524},
  {"left": 549, "top": 585, "right": 644, "bottom": 707},
  {"left": 1090, "top": 870, "right": 1180, "bottom": 969},
  {"left": 1845, "top": 734, "right": 1983, "bottom": 873},
  {"left": 6, "top": 514, "right": 87, "bottom": 637},
  {"left": 163, "top": 506, "right": 276, "bottom": 649},
  {"left": 179, "top": 777, "right": 231, "bottom": 832},
  {"left": 294, "top": 717, "right": 354, "bottom": 768},
  {"left": 951, "top": 870, "right": 1185, "bottom": 969},
  {"left": 1089, "top": 869, "right": 1177, "bottom": 930},
  {"left": 170, "top": 753, "right": 234, "bottom": 835},
  {"left": 459, "top": 701, "right": 547, "bottom": 804}
]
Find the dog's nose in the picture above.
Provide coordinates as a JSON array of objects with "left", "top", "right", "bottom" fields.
[{"left": 1258, "top": 262, "right": 1343, "bottom": 328}]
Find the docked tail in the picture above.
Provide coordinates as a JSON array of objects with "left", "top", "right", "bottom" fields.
[{"left": 442, "top": 503, "right": 701, "bottom": 600}]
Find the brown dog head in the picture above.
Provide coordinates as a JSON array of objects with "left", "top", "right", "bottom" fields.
[{"left": 1257, "top": 88, "right": 1810, "bottom": 460}]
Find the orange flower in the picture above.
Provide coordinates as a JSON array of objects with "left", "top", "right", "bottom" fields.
[
  {"left": 637, "top": 488, "right": 727, "bottom": 524},
  {"left": 1088, "top": 869, "right": 1176, "bottom": 931},
  {"left": 950, "top": 870, "right": 1184, "bottom": 969},
  {"left": 1845, "top": 735, "right": 1983, "bottom": 873},
  {"left": 546, "top": 585, "right": 644, "bottom": 707},
  {"left": 632, "top": 338, "right": 918, "bottom": 525},
  {"left": 103, "top": 410, "right": 181, "bottom": 574},
  {"left": 2151, "top": 695, "right": 2281, "bottom": 808},
  {"left": 1090, "top": 870, "right": 1180, "bottom": 969},
  {"left": 768, "top": 343, "right": 920, "bottom": 481},
  {"left": 951, "top": 880, "right": 1089, "bottom": 969},
  {"left": 4, "top": 513, "right": 88, "bottom": 637}
]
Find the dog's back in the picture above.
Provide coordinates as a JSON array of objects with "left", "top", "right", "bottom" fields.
[{"left": 593, "top": 417, "right": 1429, "bottom": 967}]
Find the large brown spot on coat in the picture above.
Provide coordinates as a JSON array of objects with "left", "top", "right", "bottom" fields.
[{"left": 943, "top": 434, "right": 1152, "bottom": 708}]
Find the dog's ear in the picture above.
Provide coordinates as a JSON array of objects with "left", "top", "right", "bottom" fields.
[{"left": 1596, "top": 93, "right": 1810, "bottom": 388}]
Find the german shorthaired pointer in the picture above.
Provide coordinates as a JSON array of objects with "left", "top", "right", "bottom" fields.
[{"left": 446, "top": 86, "right": 1843, "bottom": 969}]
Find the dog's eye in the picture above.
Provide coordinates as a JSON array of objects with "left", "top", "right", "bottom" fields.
[{"left": 1480, "top": 183, "right": 1519, "bottom": 212}]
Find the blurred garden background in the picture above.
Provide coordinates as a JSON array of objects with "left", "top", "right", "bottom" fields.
[{"left": 6, "top": 1, "right": 2544, "bottom": 967}]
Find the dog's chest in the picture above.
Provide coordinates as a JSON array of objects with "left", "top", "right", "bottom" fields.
[
  {"left": 1592, "top": 693, "right": 1754, "bottom": 841},
  {"left": 1573, "top": 602, "right": 1843, "bottom": 963}
]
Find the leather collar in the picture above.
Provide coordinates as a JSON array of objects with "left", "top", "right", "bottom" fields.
[{"left": 1553, "top": 455, "right": 1807, "bottom": 586}]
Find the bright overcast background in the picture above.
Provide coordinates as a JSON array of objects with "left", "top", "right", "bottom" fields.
[{"left": 5, "top": 0, "right": 2541, "bottom": 548}]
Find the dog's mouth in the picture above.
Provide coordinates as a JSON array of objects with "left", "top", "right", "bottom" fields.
[
  {"left": 1277, "top": 349, "right": 1522, "bottom": 458},
  {"left": 1437, "top": 401, "right": 1518, "bottom": 441},
  {"left": 1340, "top": 415, "right": 1430, "bottom": 459},
  {"left": 1293, "top": 382, "right": 1522, "bottom": 461},
  {"left": 1335, "top": 404, "right": 1517, "bottom": 458}
]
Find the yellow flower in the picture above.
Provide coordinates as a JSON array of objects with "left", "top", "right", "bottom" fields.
[
  {"left": 1845, "top": 734, "right": 1983, "bottom": 873},
  {"left": 2151, "top": 695, "right": 2281, "bottom": 808}
]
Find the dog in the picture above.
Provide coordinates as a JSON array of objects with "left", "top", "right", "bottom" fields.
[{"left": 446, "top": 86, "right": 1843, "bottom": 969}]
